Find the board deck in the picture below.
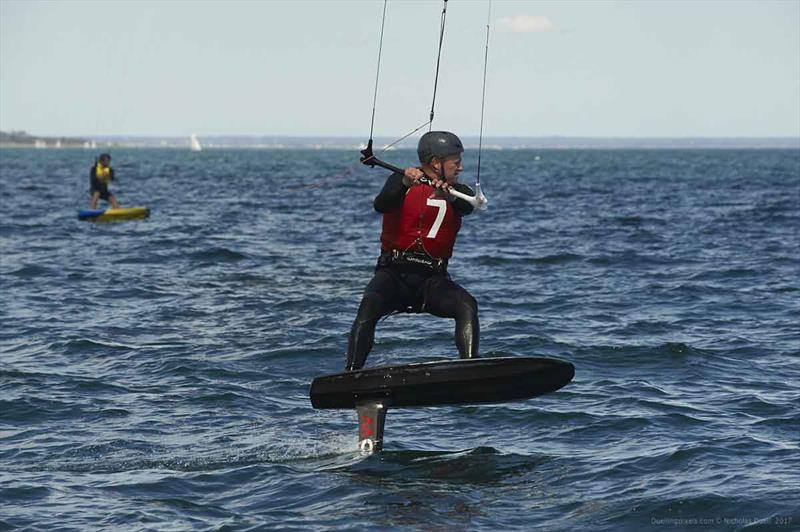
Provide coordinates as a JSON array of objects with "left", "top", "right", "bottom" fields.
[
  {"left": 78, "top": 207, "right": 150, "bottom": 222},
  {"left": 310, "top": 357, "right": 575, "bottom": 409}
]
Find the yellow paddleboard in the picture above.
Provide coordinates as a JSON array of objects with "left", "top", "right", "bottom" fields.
[{"left": 78, "top": 207, "right": 150, "bottom": 222}]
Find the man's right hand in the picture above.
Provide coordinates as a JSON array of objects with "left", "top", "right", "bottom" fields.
[{"left": 402, "top": 167, "right": 424, "bottom": 187}]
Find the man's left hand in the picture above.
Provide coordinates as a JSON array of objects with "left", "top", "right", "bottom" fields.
[{"left": 428, "top": 177, "right": 454, "bottom": 199}]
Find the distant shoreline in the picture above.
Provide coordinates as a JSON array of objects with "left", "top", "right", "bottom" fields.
[{"left": 1, "top": 131, "right": 798, "bottom": 150}]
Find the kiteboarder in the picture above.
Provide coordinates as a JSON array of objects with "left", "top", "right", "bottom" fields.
[
  {"left": 89, "top": 153, "right": 120, "bottom": 209},
  {"left": 346, "top": 131, "right": 479, "bottom": 371}
]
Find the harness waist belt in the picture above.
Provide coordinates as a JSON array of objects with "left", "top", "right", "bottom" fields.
[{"left": 380, "top": 250, "right": 448, "bottom": 273}]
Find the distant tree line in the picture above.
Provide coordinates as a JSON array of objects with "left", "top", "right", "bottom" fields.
[{"left": 0, "top": 130, "right": 88, "bottom": 146}]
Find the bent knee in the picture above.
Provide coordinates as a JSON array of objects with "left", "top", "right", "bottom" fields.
[
  {"left": 461, "top": 293, "right": 478, "bottom": 313},
  {"left": 455, "top": 294, "right": 478, "bottom": 320},
  {"left": 356, "top": 291, "right": 388, "bottom": 322}
]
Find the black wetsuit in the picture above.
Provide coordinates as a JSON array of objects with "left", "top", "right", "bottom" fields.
[
  {"left": 345, "top": 174, "right": 479, "bottom": 371},
  {"left": 89, "top": 165, "right": 115, "bottom": 201}
]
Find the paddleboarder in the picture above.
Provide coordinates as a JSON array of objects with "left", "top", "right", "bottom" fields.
[
  {"left": 89, "top": 153, "right": 120, "bottom": 209},
  {"left": 346, "top": 131, "right": 479, "bottom": 371}
]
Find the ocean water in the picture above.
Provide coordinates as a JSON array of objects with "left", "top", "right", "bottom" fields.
[{"left": 1, "top": 147, "right": 798, "bottom": 531}]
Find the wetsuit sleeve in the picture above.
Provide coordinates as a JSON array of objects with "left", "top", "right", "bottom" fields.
[
  {"left": 373, "top": 172, "right": 408, "bottom": 213},
  {"left": 90, "top": 166, "right": 99, "bottom": 190},
  {"left": 109, "top": 167, "right": 115, "bottom": 181},
  {"left": 451, "top": 183, "right": 475, "bottom": 216}
]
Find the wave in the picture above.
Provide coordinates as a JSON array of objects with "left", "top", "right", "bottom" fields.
[
  {"left": 345, "top": 446, "right": 549, "bottom": 483},
  {"left": 3, "top": 263, "right": 54, "bottom": 278},
  {"left": 189, "top": 247, "right": 248, "bottom": 263},
  {"left": 48, "top": 337, "right": 139, "bottom": 356},
  {"left": 473, "top": 253, "right": 584, "bottom": 266}
]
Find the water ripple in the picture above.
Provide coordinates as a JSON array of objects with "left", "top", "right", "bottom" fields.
[{"left": 1, "top": 148, "right": 798, "bottom": 530}]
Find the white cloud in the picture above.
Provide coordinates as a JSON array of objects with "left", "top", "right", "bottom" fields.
[{"left": 498, "top": 15, "right": 555, "bottom": 33}]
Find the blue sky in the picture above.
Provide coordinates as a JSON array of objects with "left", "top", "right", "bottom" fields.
[{"left": 1, "top": 0, "right": 798, "bottom": 138}]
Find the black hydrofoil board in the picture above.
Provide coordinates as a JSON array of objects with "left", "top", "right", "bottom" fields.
[{"left": 310, "top": 357, "right": 574, "bottom": 410}]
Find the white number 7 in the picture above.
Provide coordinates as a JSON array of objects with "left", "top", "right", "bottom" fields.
[{"left": 426, "top": 198, "right": 447, "bottom": 238}]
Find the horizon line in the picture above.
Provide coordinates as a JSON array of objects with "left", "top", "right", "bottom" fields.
[{"left": 2, "top": 130, "right": 799, "bottom": 140}]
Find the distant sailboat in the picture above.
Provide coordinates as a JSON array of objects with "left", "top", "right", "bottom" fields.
[
  {"left": 55, "top": 139, "right": 62, "bottom": 148},
  {"left": 190, "top": 134, "right": 202, "bottom": 152}
]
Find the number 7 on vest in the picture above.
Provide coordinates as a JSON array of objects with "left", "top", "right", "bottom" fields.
[{"left": 426, "top": 198, "right": 448, "bottom": 238}]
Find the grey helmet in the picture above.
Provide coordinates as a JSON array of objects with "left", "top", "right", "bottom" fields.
[{"left": 417, "top": 131, "right": 464, "bottom": 164}]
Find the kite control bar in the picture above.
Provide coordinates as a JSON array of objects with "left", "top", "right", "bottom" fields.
[{"left": 360, "top": 139, "right": 488, "bottom": 211}]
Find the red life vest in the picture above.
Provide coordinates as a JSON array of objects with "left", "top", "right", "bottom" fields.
[{"left": 380, "top": 183, "right": 462, "bottom": 258}]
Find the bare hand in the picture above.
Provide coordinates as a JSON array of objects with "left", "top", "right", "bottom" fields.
[
  {"left": 402, "top": 167, "right": 424, "bottom": 187},
  {"left": 426, "top": 176, "right": 452, "bottom": 199}
]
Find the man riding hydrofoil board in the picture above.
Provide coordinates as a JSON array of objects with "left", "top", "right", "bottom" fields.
[{"left": 346, "top": 131, "right": 479, "bottom": 371}]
